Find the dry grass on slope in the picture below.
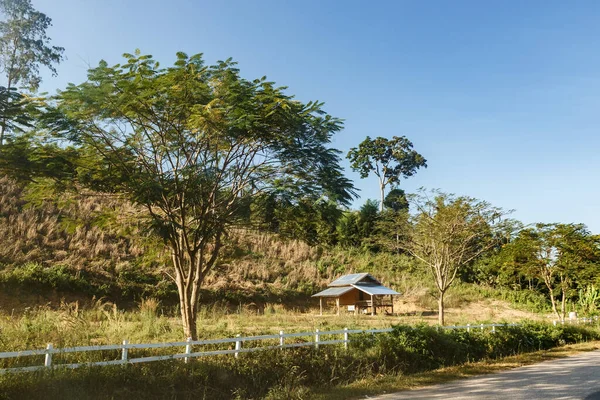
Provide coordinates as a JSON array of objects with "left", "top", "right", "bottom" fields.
[{"left": 0, "top": 177, "right": 164, "bottom": 273}]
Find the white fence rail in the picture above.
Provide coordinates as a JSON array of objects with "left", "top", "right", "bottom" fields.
[
  {"left": 554, "top": 317, "right": 598, "bottom": 326},
  {"left": 0, "top": 322, "right": 541, "bottom": 374}
]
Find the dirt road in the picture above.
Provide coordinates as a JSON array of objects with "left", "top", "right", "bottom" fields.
[{"left": 373, "top": 350, "right": 600, "bottom": 400}]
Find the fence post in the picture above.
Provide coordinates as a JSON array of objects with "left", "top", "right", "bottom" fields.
[
  {"left": 480, "top": 323, "right": 484, "bottom": 331},
  {"left": 121, "top": 340, "right": 129, "bottom": 363},
  {"left": 492, "top": 325, "right": 496, "bottom": 333},
  {"left": 344, "top": 328, "right": 349, "bottom": 350},
  {"left": 467, "top": 324, "right": 471, "bottom": 332},
  {"left": 235, "top": 334, "right": 242, "bottom": 358},
  {"left": 279, "top": 330, "right": 284, "bottom": 349},
  {"left": 315, "top": 329, "right": 320, "bottom": 350},
  {"left": 184, "top": 337, "right": 192, "bottom": 364},
  {"left": 44, "top": 344, "right": 53, "bottom": 368}
]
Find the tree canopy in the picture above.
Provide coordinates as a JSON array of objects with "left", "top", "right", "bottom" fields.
[
  {"left": 49, "top": 50, "right": 356, "bottom": 338},
  {"left": 401, "top": 191, "right": 513, "bottom": 325},
  {"left": 0, "top": 0, "right": 64, "bottom": 90},
  {"left": 0, "top": 0, "right": 64, "bottom": 145},
  {"left": 499, "top": 223, "right": 600, "bottom": 320},
  {"left": 347, "top": 135, "right": 426, "bottom": 211}
]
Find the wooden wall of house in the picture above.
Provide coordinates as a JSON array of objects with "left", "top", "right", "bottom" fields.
[{"left": 338, "top": 289, "right": 360, "bottom": 306}]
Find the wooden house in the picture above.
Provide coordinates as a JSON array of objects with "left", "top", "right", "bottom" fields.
[{"left": 312, "top": 273, "right": 400, "bottom": 316}]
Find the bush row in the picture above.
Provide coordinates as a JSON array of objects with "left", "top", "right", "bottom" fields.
[{"left": 0, "top": 322, "right": 597, "bottom": 400}]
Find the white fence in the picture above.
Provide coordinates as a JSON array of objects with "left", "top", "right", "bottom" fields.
[
  {"left": 553, "top": 317, "right": 598, "bottom": 326},
  {"left": 0, "top": 323, "right": 522, "bottom": 373}
]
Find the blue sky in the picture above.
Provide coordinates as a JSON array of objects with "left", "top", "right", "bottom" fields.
[{"left": 34, "top": 0, "right": 600, "bottom": 233}]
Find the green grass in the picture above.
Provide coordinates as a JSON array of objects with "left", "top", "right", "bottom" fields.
[
  {"left": 0, "top": 323, "right": 597, "bottom": 400},
  {"left": 0, "top": 302, "right": 416, "bottom": 360},
  {"left": 0, "top": 295, "right": 541, "bottom": 355}
]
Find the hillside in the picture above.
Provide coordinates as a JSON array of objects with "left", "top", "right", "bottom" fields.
[
  {"left": 0, "top": 176, "right": 398, "bottom": 306},
  {"left": 0, "top": 176, "right": 550, "bottom": 324}
]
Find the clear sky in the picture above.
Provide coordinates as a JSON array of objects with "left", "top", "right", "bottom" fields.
[{"left": 34, "top": 0, "right": 600, "bottom": 233}]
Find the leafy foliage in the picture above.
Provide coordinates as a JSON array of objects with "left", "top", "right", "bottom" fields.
[
  {"left": 384, "top": 188, "right": 409, "bottom": 212},
  {"left": 348, "top": 135, "right": 426, "bottom": 210},
  {"left": 48, "top": 51, "right": 356, "bottom": 338},
  {"left": 0, "top": 0, "right": 64, "bottom": 145},
  {"left": 578, "top": 285, "right": 600, "bottom": 316},
  {"left": 401, "top": 190, "right": 514, "bottom": 324},
  {"left": 0, "top": 132, "right": 79, "bottom": 183},
  {"left": 496, "top": 224, "right": 600, "bottom": 320},
  {"left": 0, "top": 0, "right": 64, "bottom": 90}
]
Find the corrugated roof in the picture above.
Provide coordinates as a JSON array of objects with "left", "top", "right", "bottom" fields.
[
  {"left": 352, "top": 283, "right": 400, "bottom": 296},
  {"left": 312, "top": 286, "right": 355, "bottom": 298},
  {"left": 313, "top": 283, "right": 401, "bottom": 297},
  {"left": 328, "top": 273, "right": 381, "bottom": 287}
]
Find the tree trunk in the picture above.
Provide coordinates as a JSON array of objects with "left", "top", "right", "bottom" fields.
[
  {"left": 560, "top": 275, "right": 567, "bottom": 321},
  {"left": 174, "top": 264, "right": 200, "bottom": 340},
  {"left": 438, "top": 290, "right": 445, "bottom": 325},
  {"left": 549, "top": 291, "right": 560, "bottom": 320},
  {"left": 179, "top": 289, "right": 197, "bottom": 339},
  {"left": 0, "top": 78, "right": 13, "bottom": 147},
  {"left": 171, "top": 245, "right": 202, "bottom": 341},
  {"left": 379, "top": 181, "right": 385, "bottom": 212},
  {"left": 170, "top": 233, "right": 222, "bottom": 340},
  {"left": 541, "top": 268, "right": 561, "bottom": 320},
  {"left": 561, "top": 288, "right": 566, "bottom": 321}
]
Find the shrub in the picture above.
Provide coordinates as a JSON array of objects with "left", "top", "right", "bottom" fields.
[
  {"left": 0, "top": 322, "right": 597, "bottom": 399},
  {"left": 0, "top": 263, "right": 98, "bottom": 294}
]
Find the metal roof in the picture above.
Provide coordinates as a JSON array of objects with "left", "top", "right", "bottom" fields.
[
  {"left": 312, "top": 283, "right": 401, "bottom": 297},
  {"left": 352, "top": 283, "right": 400, "bottom": 296},
  {"left": 328, "top": 273, "right": 381, "bottom": 287},
  {"left": 312, "top": 286, "right": 355, "bottom": 298}
]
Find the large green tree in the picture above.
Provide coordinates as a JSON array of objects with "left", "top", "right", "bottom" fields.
[
  {"left": 347, "top": 136, "right": 426, "bottom": 211},
  {"left": 0, "top": 0, "right": 64, "bottom": 145},
  {"left": 50, "top": 51, "right": 355, "bottom": 339},
  {"left": 401, "top": 191, "right": 513, "bottom": 325}
]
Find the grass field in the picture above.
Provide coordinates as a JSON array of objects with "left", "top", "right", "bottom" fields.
[{"left": 0, "top": 294, "right": 545, "bottom": 355}]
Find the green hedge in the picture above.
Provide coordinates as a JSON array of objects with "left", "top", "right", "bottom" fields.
[{"left": 0, "top": 323, "right": 597, "bottom": 400}]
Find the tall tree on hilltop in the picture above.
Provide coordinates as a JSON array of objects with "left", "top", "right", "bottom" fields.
[
  {"left": 49, "top": 51, "right": 356, "bottom": 339},
  {"left": 347, "top": 136, "right": 426, "bottom": 211},
  {"left": 401, "top": 190, "right": 513, "bottom": 325},
  {"left": 0, "top": 0, "right": 64, "bottom": 145}
]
